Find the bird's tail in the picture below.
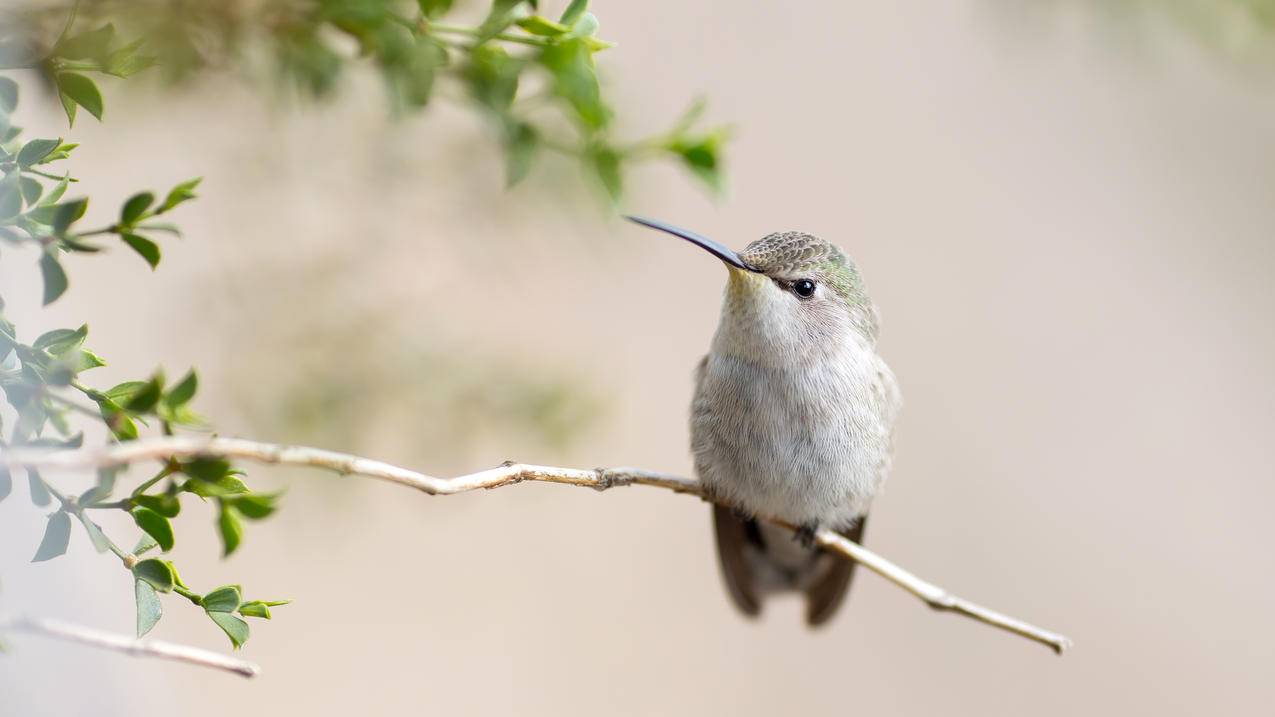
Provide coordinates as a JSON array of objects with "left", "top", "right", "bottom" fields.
[{"left": 712, "top": 505, "right": 867, "bottom": 626}]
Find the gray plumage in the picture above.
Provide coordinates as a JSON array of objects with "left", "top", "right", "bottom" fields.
[{"left": 687, "top": 229, "right": 901, "bottom": 625}]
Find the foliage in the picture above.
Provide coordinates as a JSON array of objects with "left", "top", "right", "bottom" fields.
[
  {"left": 1, "top": 0, "right": 728, "bottom": 198},
  {"left": 0, "top": 0, "right": 729, "bottom": 654}
]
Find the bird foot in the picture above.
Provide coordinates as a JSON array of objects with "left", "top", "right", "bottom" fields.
[{"left": 792, "top": 523, "right": 819, "bottom": 549}]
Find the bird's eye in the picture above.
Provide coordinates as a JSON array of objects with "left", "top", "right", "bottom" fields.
[{"left": 792, "top": 279, "right": 816, "bottom": 298}]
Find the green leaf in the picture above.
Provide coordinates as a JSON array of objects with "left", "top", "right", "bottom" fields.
[
  {"left": 202, "top": 585, "right": 242, "bottom": 613},
  {"left": 0, "top": 172, "right": 20, "bottom": 220},
  {"left": 164, "top": 370, "right": 198, "bottom": 407},
  {"left": 121, "top": 233, "right": 160, "bottom": 269},
  {"left": 539, "top": 39, "right": 608, "bottom": 129},
  {"left": 237, "top": 601, "right": 272, "bottom": 619},
  {"left": 104, "top": 380, "right": 148, "bottom": 404},
  {"left": 417, "top": 0, "right": 454, "bottom": 18},
  {"left": 589, "top": 145, "right": 622, "bottom": 200},
  {"left": 17, "top": 139, "right": 60, "bottom": 167},
  {"left": 207, "top": 611, "right": 249, "bottom": 649},
  {"left": 132, "top": 557, "right": 175, "bottom": 592},
  {"left": 156, "top": 178, "right": 200, "bottom": 214},
  {"left": 182, "top": 457, "right": 233, "bottom": 482},
  {"left": 52, "top": 198, "right": 88, "bottom": 234},
  {"left": 183, "top": 474, "right": 248, "bottom": 498},
  {"left": 123, "top": 374, "right": 164, "bottom": 413},
  {"left": 19, "top": 176, "right": 41, "bottom": 206},
  {"left": 504, "top": 122, "right": 538, "bottom": 187},
  {"left": 0, "top": 467, "right": 10, "bottom": 503},
  {"left": 131, "top": 506, "right": 174, "bottom": 552},
  {"left": 133, "top": 533, "right": 159, "bottom": 555},
  {"left": 135, "top": 579, "right": 162, "bottom": 637},
  {"left": 32, "top": 511, "right": 72, "bottom": 562},
  {"left": 229, "top": 492, "right": 278, "bottom": 520},
  {"left": 77, "top": 513, "right": 113, "bottom": 553},
  {"left": 39, "top": 252, "right": 68, "bottom": 305},
  {"left": 217, "top": 503, "right": 243, "bottom": 557},
  {"left": 55, "top": 74, "right": 103, "bottom": 121},
  {"left": 104, "top": 40, "right": 156, "bottom": 78},
  {"left": 79, "top": 466, "right": 117, "bottom": 505},
  {"left": 120, "top": 192, "right": 154, "bottom": 225},
  {"left": 27, "top": 468, "right": 51, "bottom": 506},
  {"left": 559, "top": 0, "right": 588, "bottom": 25},
  {"left": 33, "top": 324, "right": 87, "bottom": 354},
  {"left": 0, "top": 77, "right": 17, "bottom": 114},
  {"left": 41, "top": 175, "right": 69, "bottom": 206},
  {"left": 515, "top": 16, "right": 569, "bottom": 36},
  {"left": 56, "top": 24, "right": 116, "bottom": 62},
  {"left": 134, "top": 492, "right": 181, "bottom": 518},
  {"left": 59, "top": 92, "right": 77, "bottom": 127}
]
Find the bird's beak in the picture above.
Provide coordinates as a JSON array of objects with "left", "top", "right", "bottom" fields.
[{"left": 625, "top": 215, "right": 760, "bottom": 273}]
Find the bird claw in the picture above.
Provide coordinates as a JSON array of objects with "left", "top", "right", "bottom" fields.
[{"left": 793, "top": 523, "right": 819, "bottom": 549}]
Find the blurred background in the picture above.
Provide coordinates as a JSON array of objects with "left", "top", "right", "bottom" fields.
[{"left": 3, "top": 0, "right": 1275, "bottom": 714}]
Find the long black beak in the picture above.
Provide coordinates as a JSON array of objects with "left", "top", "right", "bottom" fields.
[{"left": 625, "top": 215, "right": 760, "bottom": 272}]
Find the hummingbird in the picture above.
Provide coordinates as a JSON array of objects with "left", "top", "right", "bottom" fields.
[{"left": 627, "top": 216, "right": 901, "bottom": 625}]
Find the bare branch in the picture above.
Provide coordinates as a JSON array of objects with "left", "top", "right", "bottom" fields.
[
  {"left": 0, "top": 615, "right": 260, "bottom": 678},
  {"left": 3, "top": 436, "right": 1073, "bottom": 654}
]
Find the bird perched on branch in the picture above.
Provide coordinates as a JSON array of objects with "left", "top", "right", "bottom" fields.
[{"left": 627, "top": 216, "right": 901, "bottom": 625}]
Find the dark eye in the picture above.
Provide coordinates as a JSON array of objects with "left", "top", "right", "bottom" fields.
[{"left": 792, "top": 279, "right": 816, "bottom": 298}]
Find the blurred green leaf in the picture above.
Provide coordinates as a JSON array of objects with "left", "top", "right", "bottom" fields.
[
  {"left": 135, "top": 579, "right": 162, "bottom": 636},
  {"left": 33, "top": 324, "right": 87, "bottom": 354},
  {"left": 121, "top": 233, "right": 160, "bottom": 269},
  {"left": 229, "top": 492, "right": 278, "bottom": 520},
  {"left": 202, "top": 585, "right": 242, "bottom": 613},
  {"left": 0, "top": 77, "right": 17, "bottom": 113},
  {"left": 17, "top": 139, "right": 60, "bottom": 167},
  {"left": 77, "top": 513, "right": 113, "bottom": 553},
  {"left": 132, "top": 557, "right": 175, "bottom": 592},
  {"left": 417, "top": 0, "right": 454, "bottom": 18},
  {"left": 0, "top": 468, "right": 10, "bottom": 502},
  {"left": 123, "top": 374, "right": 164, "bottom": 413},
  {"left": 133, "top": 533, "right": 159, "bottom": 555},
  {"left": 120, "top": 192, "right": 154, "bottom": 225},
  {"left": 56, "top": 74, "right": 104, "bottom": 122},
  {"left": 207, "top": 611, "right": 249, "bottom": 649},
  {"left": 32, "top": 511, "right": 72, "bottom": 562},
  {"left": 131, "top": 506, "right": 174, "bottom": 551},
  {"left": 26, "top": 469, "right": 51, "bottom": 506},
  {"left": 19, "top": 176, "right": 42, "bottom": 206},
  {"left": 39, "top": 253, "right": 68, "bottom": 305},
  {"left": 504, "top": 121, "right": 538, "bottom": 186},
  {"left": 164, "top": 370, "right": 198, "bottom": 407},
  {"left": 156, "top": 178, "right": 200, "bottom": 214},
  {"left": 217, "top": 502, "right": 242, "bottom": 556},
  {"left": 560, "top": 0, "right": 589, "bottom": 25},
  {"left": 134, "top": 492, "right": 180, "bottom": 518},
  {"left": 78, "top": 466, "right": 117, "bottom": 505},
  {"left": 51, "top": 198, "right": 88, "bottom": 235}
]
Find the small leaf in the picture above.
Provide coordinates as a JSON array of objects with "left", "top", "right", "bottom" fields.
[
  {"left": 515, "top": 16, "right": 569, "bottom": 36},
  {"left": 202, "top": 585, "right": 242, "bottom": 613},
  {"left": 229, "top": 492, "right": 278, "bottom": 520},
  {"left": 78, "top": 466, "right": 117, "bottom": 506},
  {"left": 0, "top": 76, "right": 17, "bottom": 113},
  {"left": 237, "top": 601, "right": 272, "bottom": 619},
  {"left": 0, "top": 172, "right": 20, "bottom": 220},
  {"left": 27, "top": 469, "right": 52, "bottom": 506},
  {"left": 77, "top": 513, "right": 113, "bottom": 553},
  {"left": 55, "top": 74, "right": 103, "bottom": 121},
  {"left": 59, "top": 92, "right": 77, "bottom": 126},
  {"left": 33, "top": 324, "right": 87, "bottom": 353},
  {"left": 504, "top": 122, "right": 538, "bottom": 187},
  {"left": 559, "top": 0, "right": 588, "bottom": 25},
  {"left": 135, "top": 579, "right": 162, "bottom": 637},
  {"left": 19, "top": 176, "right": 41, "bottom": 206},
  {"left": 207, "top": 611, "right": 249, "bottom": 649},
  {"left": 417, "top": 0, "right": 454, "bottom": 18},
  {"left": 0, "top": 467, "right": 11, "bottom": 502},
  {"left": 120, "top": 192, "right": 154, "bottom": 225},
  {"left": 133, "top": 533, "right": 159, "bottom": 555},
  {"left": 164, "top": 370, "right": 198, "bottom": 407},
  {"left": 156, "top": 178, "right": 201, "bottom": 214},
  {"left": 133, "top": 492, "right": 181, "bottom": 518},
  {"left": 17, "top": 139, "right": 60, "bottom": 167},
  {"left": 131, "top": 506, "right": 174, "bottom": 552},
  {"left": 183, "top": 474, "right": 248, "bottom": 498},
  {"left": 51, "top": 198, "right": 88, "bottom": 234},
  {"left": 132, "top": 557, "right": 175, "bottom": 592},
  {"left": 121, "top": 233, "right": 160, "bottom": 269},
  {"left": 123, "top": 374, "right": 164, "bottom": 413},
  {"left": 32, "top": 511, "right": 72, "bottom": 562},
  {"left": 39, "top": 253, "right": 68, "bottom": 305},
  {"left": 217, "top": 503, "right": 243, "bottom": 557}
]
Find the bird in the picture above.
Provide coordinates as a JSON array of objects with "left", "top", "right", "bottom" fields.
[{"left": 626, "top": 215, "right": 901, "bottom": 626}]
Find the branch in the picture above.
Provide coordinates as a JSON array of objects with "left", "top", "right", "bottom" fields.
[
  {"left": 3, "top": 436, "right": 1073, "bottom": 654},
  {"left": 0, "top": 615, "right": 260, "bottom": 678}
]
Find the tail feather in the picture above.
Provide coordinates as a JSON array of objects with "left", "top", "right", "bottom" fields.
[
  {"left": 804, "top": 515, "right": 867, "bottom": 626},
  {"left": 713, "top": 506, "right": 868, "bottom": 626}
]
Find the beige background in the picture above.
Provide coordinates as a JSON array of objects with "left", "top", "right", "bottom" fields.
[{"left": 3, "top": 1, "right": 1274, "bottom": 714}]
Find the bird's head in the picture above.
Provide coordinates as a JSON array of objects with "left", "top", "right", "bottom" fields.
[{"left": 627, "top": 216, "right": 879, "bottom": 366}]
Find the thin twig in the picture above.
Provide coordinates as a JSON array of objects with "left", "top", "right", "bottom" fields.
[
  {"left": 0, "top": 615, "right": 260, "bottom": 678},
  {"left": 2, "top": 436, "right": 1073, "bottom": 654}
]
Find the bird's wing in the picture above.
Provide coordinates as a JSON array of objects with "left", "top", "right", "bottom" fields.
[
  {"left": 804, "top": 514, "right": 867, "bottom": 626},
  {"left": 712, "top": 503, "right": 762, "bottom": 617}
]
